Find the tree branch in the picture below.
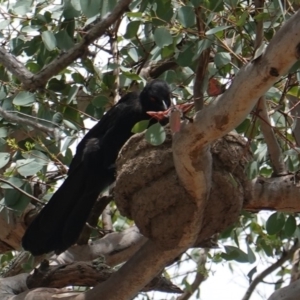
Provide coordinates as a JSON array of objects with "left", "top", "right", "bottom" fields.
[
  {"left": 176, "top": 249, "right": 208, "bottom": 300},
  {"left": 0, "top": 178, "right": 42, "bottom": 204},
  {"left": 19, "top": 0, "right": 133, "bottom": 90},
  {"left": 0, "top": 108, "right": 59, "bottom": 139},
  {"left": 0, "top": 47, "right": 34, "bottom": 88},
  {"left": 256, "top": 97, "right": 287, "bottom": 175},
  {"left": 78, "top": 240, "right": 184, "bottom": 300},
  {"left": 242, "top": 242, "right": 299, "bottom": 300},
  {"left": 193, "top": 6, "right": 210, "bottom": 111}
]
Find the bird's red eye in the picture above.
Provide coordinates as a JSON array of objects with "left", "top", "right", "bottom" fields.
[{"left": 150, "top": 97, "right": 156, "bottom": 102}]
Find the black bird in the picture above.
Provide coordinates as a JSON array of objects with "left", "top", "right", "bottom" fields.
[{"left": 22, "top": 80, "right": 171, "bottom": 256}]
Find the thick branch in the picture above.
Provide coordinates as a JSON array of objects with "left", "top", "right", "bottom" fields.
[
  {"left": 268, "top": 277, "right": 300, "bottom": 300},
  {"left": 0, "top": 48, "right": 34, "bottom": 87},
  {"left": 77, "top": 240, "right": 184, "bottom": 300},
  {"left": 0, "top": 108, "right": 59, "bottom": 139},
  {"left": 27, "top": 0, "right": 133, "bottom": 89},
  {"left": 246, "top": 175, "right": 300, "bottom": 212},
  {"left": 257, "top": 97, "right": 287, "bottom": 175}
]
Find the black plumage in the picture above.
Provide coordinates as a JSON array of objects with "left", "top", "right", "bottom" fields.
[{"left": 22, "top": 80, "right": 171, "bottom": 256}]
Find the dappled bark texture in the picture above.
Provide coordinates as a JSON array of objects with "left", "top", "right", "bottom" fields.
[{"left": 115, "top": 129, "right": 251, "bottom": 248}]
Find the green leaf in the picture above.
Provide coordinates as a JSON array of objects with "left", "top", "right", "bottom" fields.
[
  {"left": 4, "top": 182, "right": 32, "bottom": 213},
  {"left": 177, "top": 6, "right": 196, "bottom": 28},
  {"left": 126, "top": 12, "right": 143, "bottom": 18},
  {"left": 0, "top": 20, "right": 10, "bottom": 30},
  {"left": 0, "top": 128, "right": 7, "bottom": 138},
  {"left": 122, "top": 72, "right": 141, "bottom": 80},
  {"left": 154, "top": 28, "right": 173, "bottom": 48},
  {"left": 259, "top": 238, "right": 273, "bottom": 257},
  {"left": 284, "top": 215, "right": 296, "bottom": 237},
  {"left": 63, "top": 0, "right": 81, "bottom": 18},
  {"left": 22, "top": 150, "right": 49, "bottom": 165},
  {"left": 128, "top": 47, "right": 139, "bottom": 62},
  {"left": 13, "top": 91, "right": 35, "bottom": 107},
  {"left": 192, "top": 39, "right": 212, "bottom": 60},
  {"left": 52, "top": 112, "right": 63, "bottom": 125},
  {"left": 80, "top": 0, "right": 101, "bottom": 18},
  {"left": 124, "top": 21, "right": 140, "bottom": 39},
  {"left": 237, "top": 11, "right": 249, "bottom": 27},
  {"left": 222, "top": 245, "right": 249, "bottom": 263},
  {"left": 0, "top": 177, "right": 24, "bottom": 189},
  {"left": 247, "top": 266, "right": 257, "bottom": 281},
  {"left": 161, "top": 44, "right": 174, "bottom": 59},
  {"left": 287, "top": 86, "right": 300, "bottom": 97},
  {"left": 214, "top": 52, "right": 231, "bottom": 67},
  {"left": 266, "top": 212, "right": 285, "bottom": 235},
  {"left": 206, "top": 25, "right": 232, "bottom": 35},
  {"left": 10, "top": 38, "right": 25, "bottom": 56},
  {"left": 177, "top": 45, "right": 194, "bottom": 67},
  {"left": 132, "top": 120, "right": 150, "bottom": 133},
  {"left": 16, "top": 158, "right": 44, "bottom": 176},
  {"left": 26, "top": 62, "right": 41, "bottom": 73},
  {"left": 67, "top": 85, "right": 79, "bottom": 104},
  {"left": 145, "top": 123, "right": 166, "bottom": 146},
  {"left": 236, "top": 118, "right": 251, "bottom": 134},
  {"left": 289, "top": 60, "right": 300, "bottom": 73},
  {"left": 92, "top": 95, "right": 109, "bottom": 108},
  {"left": 13, "top": 0, "right": 32, "bottom": 14},
  {"left": 41, "top": 31, "right": 57, "bottom": 51},
  {"left": 208, "top": 0, "right": 224, "bottom": 11},
  {"left": 246, "top": 160, "right": 258, "bottom": 179},
  {"left": 0, "top": 152, "right": 10, "bottom": 168},
  {"left": 254, "top": 12, "right": 270, "bottom": 22},
  {"left": 154, "top": 0, "right": 173, "bottom": 23},
  {"left": 24, "top": 37, "right": 42, "bottom": 57},
  {"left": 72, "top": 73, "right": 85, "bottom": 84},
  {"left": 61, "top": 136, "right": 77, "bottom": 153},
  {"left": 48, "top": 78, "right": 67, "bottom": 92},
  {"left": 247, "top": 244, "right": 256, "bottom": 264},
  {"left": 0, "top": 87, "right": 6, "bottom": 101},
  {"left": 101, "top": 0, "right": 118, "bottom": 16},
  {"left": 63, "top": 119, "right": 79, "bottom": 131},
  {"left": 190, "top": 0, "right": 202, "bottom": 6},
  {"left": 4, "top": 189, "right": 22, "bottom": 207},
  {"left": 55, "top": 30, "right": 75, "bottom": 51}
]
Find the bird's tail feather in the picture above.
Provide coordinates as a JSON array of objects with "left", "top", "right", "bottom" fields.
[{"left": 22, "top": 168, "right": 108, "bottom": 256}]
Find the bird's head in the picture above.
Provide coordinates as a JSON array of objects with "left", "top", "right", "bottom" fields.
[{"left": 139, "top": 79, "right": 171, "bottom": 112}]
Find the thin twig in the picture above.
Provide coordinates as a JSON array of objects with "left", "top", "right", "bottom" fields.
[
  {"left": 257, "top": 97, "right": 287, "bottom": 174},
  {"left": 253, "top": 0, "right": 287, "bottom": 175},
  {"left": 241, "top": 241, "right": 299, "bottom": 300},
  {"left": 0, "top": 178, "right": 44, "bottom": 204},
  {"left": 0, "top": 107, "right": 60, "bottom": 139},
  {"left": 176, "top": 249, "right": 208, "bottom": 300},
  {"left": 193, "top": 6, "right": 210, "bottom": 111}
]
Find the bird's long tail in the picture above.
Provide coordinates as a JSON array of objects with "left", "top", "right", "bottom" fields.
[{"left": 22, "top": 167, "right": 108, "bottom": 256}]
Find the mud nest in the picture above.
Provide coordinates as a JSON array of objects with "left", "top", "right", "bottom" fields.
[{"left": 115, "top": 128, "right": 252, "bottom": 249}]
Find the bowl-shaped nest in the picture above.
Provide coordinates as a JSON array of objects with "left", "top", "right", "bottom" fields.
[{"left": 115, "top": 129, "right": 251, "bottom": 249}]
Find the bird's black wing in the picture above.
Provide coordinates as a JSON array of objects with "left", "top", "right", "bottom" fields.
[{"left": 68, "top": 92, "right": 138, "bottom": 174}]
